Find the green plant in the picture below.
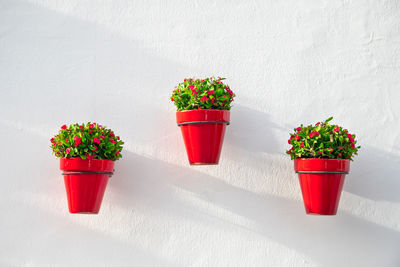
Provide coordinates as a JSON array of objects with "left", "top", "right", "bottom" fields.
[
  {"left": 286, "top": 117, "right": 360, "bottom": 160},
  {"left": 50, "top": 122, "right": 123, "bottom": 160},
  {"left": 170, "top": 77, "right": 235, "bottom": 111}
]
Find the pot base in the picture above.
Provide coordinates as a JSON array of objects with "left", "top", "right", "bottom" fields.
[{"left": 190, "top": 162, "right": 219, "bottom": 166}]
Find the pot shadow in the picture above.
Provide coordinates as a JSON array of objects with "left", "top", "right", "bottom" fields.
[
  {"left": 112, "top": 151, "right": 400, "bottom": 267},
  {"left": 227, "top": 105, "right": 286, "bottom": 154},
  {"left": 345, "top": 146, "right": 400, "bottom": 202}
]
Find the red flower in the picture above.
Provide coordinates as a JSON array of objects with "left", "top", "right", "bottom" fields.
[
  {"left": 287, "top": 148, "right": 292, "bottom": 155},
  {"left": 200, "top": 96, "right": 208, "bottom": 102},
  {"left": 207, "top": 91, "right": 215, "bottom": 95},
  {"left": 296, "top": 127, "right": 302, "bottom": 132},
  {"left": 338, "top": 146, "right": 343, "bottom": 150},
  {"left": 116, "top": 150, "right": 120, "bottom": 156},
  {"left": 109, "top": 132, "right": 115, "bottom": 137},
  {"left": 89, "top": 124, "right": 94, "bottom": 129},
  {"left": 338, "top": 153, "right": 342, "bottom": 157},
  {"left": 333, "top": 126, "right": 340, "bottom": 132},
  {"left": 89, "top": 130, "right": 93, "bottom": 134},
  {"left": 86, "top": 154, "right": 93, "bottom": 160},
  {"left": 93, "top": 146, "right": 97, "bottom": 151},
  {"left": 294, "top": 135, "right": 300, "bottom": 141},
  {"left": 349, "top": 137, "right": 355, "bottom": 143},
  {"left": 170, "top": 97, "right": 174, "bottom": 101},
  {"left": 309, "top": 131, "right": 320, "bottom": 138},
  {"left": 66, "top": 148, "right": 70, "bottom": 154},
  {"left": 93, "top": 138, "right": 101, "bottom": 144},
  {"left": 61, "top": 125, "right": 67, "bottom": 130},
  {"left": 347, "top": 134, "right": 352, "bottom": 139},
  {"left": 117, "top": 136, "right": 120, "bottom": 140},
  {"left": 300, "top": 142, "right": 304, "bottom": 148},
  {"left": 318, "top": 151, "right": 323, "bottom": 154},
  {"left": 50, "top": 138, "right": 54, "bottom": 143},
  {"left": 110, "top": 139, "right": 116, "bottom": 144},
  {"left": 99, "top": 135, "right": 105, "bottom": 139},
  {"left": 65, "top": 138, "right": 69, "bottom": 143},
  {"left": 188, "top": 85, "right": 195, "bottom": 90},
  {"left": 227, "top": 89, "right": 233, "bottom": 95},
  {"left": 351, "top": 143, "right": 355, "bottom": 149},
  {"left": 73, "top": 136, "right": 81, "bottom": 147},
  {"left": 315, "top": 122, "right": 320, "bottom": 126},
  {"left": 79, "top": 125, "right": 84, "bottom": 131}
]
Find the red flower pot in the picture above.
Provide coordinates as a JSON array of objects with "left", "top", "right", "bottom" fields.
[
  {"left": 176, "top": 110, "right": 230, "bottom": 165},
  {"left": 294, "top": 158, "right": 350, "bottom": 215},
  {"left": 60, "top": 158, "right": 114, "bottom": 214}
]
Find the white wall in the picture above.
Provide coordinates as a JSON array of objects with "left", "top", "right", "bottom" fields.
[{"left": 1, "top": 0, "right": 400, "bottom": 266}]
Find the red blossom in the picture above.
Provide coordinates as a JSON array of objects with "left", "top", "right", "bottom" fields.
[
  {"left": 89, "top": 130, "right": 93, "bottom": 134},
  {"left": 66, "top": 148, "right": 70, "bottom": 154},
  {"left": 86, "top": 154, "right": 93, "bottom": 160},
  {"left": 315, "top": 122, "right": 321, "bottom": 126},
  {"left": 61, "top": 125, "right": 67, "bottom": 130},
  {"left": 294, "top": 135, "right": 300, "bottom": 141},
  {"left": 296, "top": 127, "right": 302, "bottom": 133},
  {"left": 200, "top": 96, "right": 208, "bottom": 102},
  {"left": 50, "top": 138, "right": 54, "bottom": 143},
  {"left": 89, "top": 124, "right": 94, "bottom": 129},
  {"left": 73, "top": 136, "right": 81, "bottom": 147},
  {"left": 110, "top": 139, "right": 116, "bottom": 144},
  {"left": 300, "top": 142, "right": 304, "bottom": 148},
  {"left": 207, "top": 91, "right": 215, "bottom": 95},
  {"left": 116, "top": 151, "right": 120, "bottom": 156},
  {"left": 93, "top": 138, "right": 101, "bottom": 144},
  {"left": 351, "top": 143, "right": 356, "bottom": 149},
  {"left": 109, "top": 132, "right": 115, "bottom": 137}
]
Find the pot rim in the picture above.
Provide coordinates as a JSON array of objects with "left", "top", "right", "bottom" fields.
[{"left": 176, "top": 109, "right": 230, "bottom": 113}]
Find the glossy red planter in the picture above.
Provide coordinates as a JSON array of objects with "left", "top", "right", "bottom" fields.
[
  {"left": 60, "top": 158, "right": 114, "bottom": 214},
  {"left": 294, "top": 158, "right": 350, "bottom": 215},
  {"left": 177, "top": 110, "right": 230, "bottom": 165}
]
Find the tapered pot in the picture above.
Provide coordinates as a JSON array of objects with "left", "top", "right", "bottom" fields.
[
  {"left": 176, "top": 109, "right": 230, "bottom": 165},
  {"left": 294, "top": 158, "right": 350, "bottom": 215},
  {"left": 60, "top": 158, "right": 114, "bottom": 214}
]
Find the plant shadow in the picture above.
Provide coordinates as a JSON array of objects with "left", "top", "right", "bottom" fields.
[{"left": 345, "top": 146, "right": 400, "bottom": 202}]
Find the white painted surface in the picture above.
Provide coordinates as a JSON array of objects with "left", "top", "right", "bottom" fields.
[{"left": 1, "top": 0, "right": 399, "bottom": 266}]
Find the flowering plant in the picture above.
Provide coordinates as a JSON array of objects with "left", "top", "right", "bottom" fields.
[
  {"left": 286, "top": 117, "right": 360, "bottom": 160},
  {"left": 50, "top": 123, "right": 123, "bottom": 161},
  {"left": 170, "top": 77, "right": 235, "bottom": 111}
]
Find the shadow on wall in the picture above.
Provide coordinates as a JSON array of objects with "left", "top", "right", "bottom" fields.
[
  {"left": 0, "top": 0, "right": 189, "bottom": 129},
  {"left": 112, "top": 151, "right": 400, "bottom": 267},
  {"left": 227, "top": 105, "right": 286, "bottom": 154},
  {"left": 346, "top": 146, "right": 400, "bottom": 202}
]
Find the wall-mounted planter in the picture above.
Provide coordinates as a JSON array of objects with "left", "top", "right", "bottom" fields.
[
  {"left": 294, "top": 158, "right": 350, "bottom": 215},
  {"left": 60, "top": 158, "right": 114, "bottom": 214},
  {"left": 177, "top": 109, "right": 230, "bottom": 165}
]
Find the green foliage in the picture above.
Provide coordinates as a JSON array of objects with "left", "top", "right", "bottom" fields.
[
  {"left": 50, "top": 122, "right": 124, "bottom": 161},
  {"left": 286, "top": 117, "right": 360, "bottom": 160},
  {"left": 170, "top": 77, "right": 235, "bottom": 111}
]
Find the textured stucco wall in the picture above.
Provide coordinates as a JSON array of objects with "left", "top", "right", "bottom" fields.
[{"left": 1, "top": 0, "right": 400, "bottom": 266}]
